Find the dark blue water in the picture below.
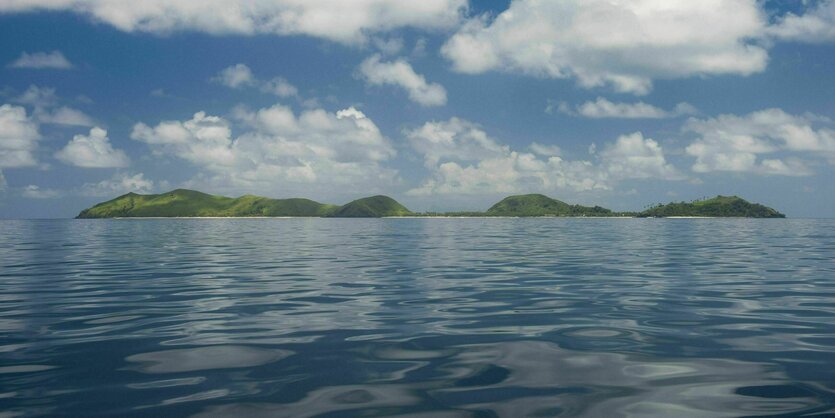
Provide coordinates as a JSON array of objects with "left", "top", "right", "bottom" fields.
[{"left": 1, "top": 219, "right": 834, "bottom": 417}]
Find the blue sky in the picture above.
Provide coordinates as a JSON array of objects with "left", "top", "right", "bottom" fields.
[{"left": 1, "top": 0, "right": 834, "bottom": 218}]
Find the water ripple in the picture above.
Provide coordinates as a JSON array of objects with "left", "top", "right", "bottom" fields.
[{"left": 1, "top": 218, "right": 834, "bottom": 416}]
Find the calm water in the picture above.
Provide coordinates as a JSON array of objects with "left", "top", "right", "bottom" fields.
[{"left": 1, "top": 218, "right": 834, "bottom": 417}]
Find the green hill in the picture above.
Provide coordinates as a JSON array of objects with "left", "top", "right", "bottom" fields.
[
  {"left": 328, "top": 195, "right": 413, "bottom": 217},
  {"left": 76, "top": 190, "right": 785, "bottom": 219},
  {"left": 638, "top": 196, "right": 785, "bottom": 218},
  {"left": 76, "top": 189, "right": 337, "bottom": 218},
  {"left": 486, "top": 194, "right": 614, "bottom": 217}
]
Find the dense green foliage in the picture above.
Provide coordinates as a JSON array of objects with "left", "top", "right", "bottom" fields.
[
  {"left": 486, "top": 194, "right": 614, "bottom": 217},
  {"left": 77, "top": 189, "right": 338, "bottom": 218},
  {"left": 77, "top": 190, "right": 785, "bottom": 219},
  {"left": 638, "top": 196, "right": 785, "bottom": 218},
  {"left": 328, "top": 195, "right": 413, "bottom": 217}
]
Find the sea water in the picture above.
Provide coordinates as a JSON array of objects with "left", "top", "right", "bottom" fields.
[{"left": 1, "top": 218, "right": 834, "bottom": 416}]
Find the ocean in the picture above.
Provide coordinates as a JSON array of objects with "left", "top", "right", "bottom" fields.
[{"left": 1, "top": 218, "right": 834, "bottom": 417}]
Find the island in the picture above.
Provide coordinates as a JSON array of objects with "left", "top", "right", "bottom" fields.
[
  {"left": 485, "top": 194, "right": 616, "bottom": 217},
  {"left": 76, "top": 189, "right": 412, "bottom": 218},
  {"left": 637, "top": 195, "right": 785, "bottom": 218},
  {"left": 76, "top": 189, "right": 785, "bottom": 218}
]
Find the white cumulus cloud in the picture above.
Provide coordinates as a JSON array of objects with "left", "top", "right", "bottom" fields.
[
  {"left": 213, "top": 63, "right": 255, "bottom": 88},
  {"left": 0, "top": 104, "right": 41, "bottom": 168},
  {"left": 0, "top": 0, "right": 466, "bottom": 44},
  {"left": 9, "top": 51, "right": 73, "bottom": 69},
  {"left": 55, "top": 127, "right": 130, "bottom": 168},
  {"left": 80, "top": 172, "right": 155, "bottom": 197},
  {"left": 358, "top": 54, "right": 447, "bottom": 106},
  {"left": 684, "top": 109, "right": 835, "bottom": 176},
  {"left": 769, "top": 1, "right": 835, "bottom": 42},
  {"left": 405, "top": 117, "right": 682, "bottom": 196},
  {"left": 442, "top": 0, "right": 769, "bottom": 95},
  {"left": 598, "top": 132, "right": 683, "bottom": 180},
  {"left": 131, "top": 104, "right": 398, "bottom": 198},
  {"left": 557, "top": 98, "right": 697, "bottom": 119}
]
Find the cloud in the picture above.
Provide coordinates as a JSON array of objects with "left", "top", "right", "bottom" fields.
[
  {"left": 131, "top": 111, "right": 236, "bottom": 169},
  {"left": 213, "top": 64, "right": 299, "bottom": 98},
  {"left": 38, "top": 106, "right": 96, "bottom": 126},
  {"left": 55, "top": 127, "right": 130, "bottom": 168},
  {"left": 358, "top": 54, "right": 447, "bottom": 106},
  {"left": 598, "top": 132, "right": 683, "bottom": 180},
  {"left": 769, "top": 1, "right": 835, "bottom": 42},
  {"left": 14, "top": 85, "right": 95, "bottom": 126},
  {"left": 261, "top": 77, "right": 298, "bottom": 98},
  {"left": 529, "top": 142, "right": 561, "bottom": 157},
  {"left": 131, "top": 104, "right": 398, "bottom": 197},
  {"left": 442, "top": 0, "right": 768, "bottom": 95},
  {"left": 406, "top": 117, "right": 508, "bottom": 168},
  {"left": 80, "top": 172, "right": 155, "bottom": 197},
  {"left": 0, "top": 0, "right": 466, "bottom": 44},
  {"left": 213, "top": 63, "right": 255, "bottom": 88},
  {"left": 372, "top": 37, "right": 405, "bottom": 55},
  {"left": 557, "top": 98, "right": 697, "bottom": 119},
  {"left": 0, "top": 104, "right": 41, "bottom": 168},
  {"left": 405, "top": 117, "right": 682, "bottom": 196},
  {"left": 0, "top": 170, "right": 6, "bottom": 192},
  {"left": 15, "top": 85, "right": 57, "bottom": 108},
  {"left": 9, "top": 51, "right": 73, "bottom": 69},
  {"left": 684, "top": 109, "right": 834, "bottom": 176},
  {"left": 22, "top": 185, "right": 63, "bottom": 199}
]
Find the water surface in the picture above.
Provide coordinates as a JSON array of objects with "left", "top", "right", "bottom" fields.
[{"left": 1, "top": 218, "right": 834, "bottom": 416}]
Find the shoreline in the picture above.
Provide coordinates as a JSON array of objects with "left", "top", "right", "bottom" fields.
[{"left": 88, "top": 215, "right": 767, "bottom": 220}]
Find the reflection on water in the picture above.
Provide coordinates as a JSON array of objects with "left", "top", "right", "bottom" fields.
[
  {"left": 1, "top": 218, "right": 834, "bottom": 416},
  {"left": 126, "top": 346, "right": 292, "bottom": 374}
]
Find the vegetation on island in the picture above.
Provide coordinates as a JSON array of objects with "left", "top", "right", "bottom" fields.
[
  {"left": 77, "top": 189, "right": 409, "bottom": 219},
  {"left": 329, "top": 195, "right": 412, "bottom": 217},
  {"left": 637, "top": 195, "right": 785, "bottom": 218},
  {"left": 485, "top": 194, "right": 617, "bottom": 217},
  {"left": 76, "top": 189, "right": 337, "bottom": 218},
  {"left": 76, "top": 189, "right": 786, "bottom": 218}
]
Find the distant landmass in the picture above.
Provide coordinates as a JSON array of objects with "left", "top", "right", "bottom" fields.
[
  {"left": 485, "top": 194, "right": 615, "bottom": 217},
  {"left": 76, "top": 189, "right": 411, "bottom": 218},
  {"left": 76, "top": 189, "right": 785, "bottom": 218},
  {"left": 637, "top": 195, "right": 785, "bottom": 218},
  {"left": 329, "top": 195, "right": 412, "bottom": 217}
]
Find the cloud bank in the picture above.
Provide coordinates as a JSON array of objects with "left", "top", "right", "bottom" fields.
[
  {"left": 0, "top": 0, "right": 466, "bottom": 44},
  {"left": 131, "top": 104, "right": 398, "bottom": 197},
  {"left": 405, "top": 117, "right": 682, "bottom": 196},
  {"left": 684, "top": 109, "right": 835, "bottom": 176},
  {"left": 442, "top": 0, "right": 769, "bottom": 95}
]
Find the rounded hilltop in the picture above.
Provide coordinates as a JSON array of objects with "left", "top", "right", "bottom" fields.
[
  {"left": 487, "top": 194, "right": 614, "bottom": 217},
  {"left": 330, "top": 195, "right": 413, "bottom": 217},
  {"left": 638, "top": 195, "right": 785, "bottom": 218}
]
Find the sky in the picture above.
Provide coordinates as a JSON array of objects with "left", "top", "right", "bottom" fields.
[{"left": 1, "top": 0, "right": 834, "bottom": 218}]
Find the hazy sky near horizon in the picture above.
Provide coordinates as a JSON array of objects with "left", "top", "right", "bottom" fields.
[{"left": 1, "top": 0, "right": 834, "bottom": 218}]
